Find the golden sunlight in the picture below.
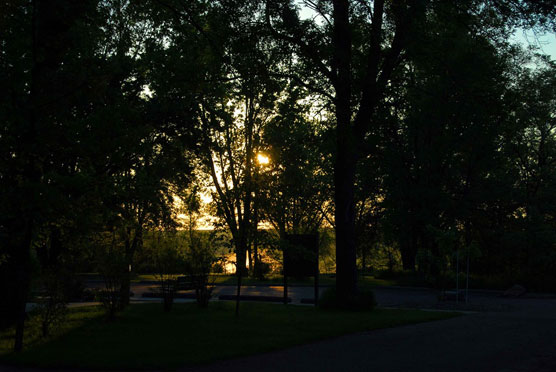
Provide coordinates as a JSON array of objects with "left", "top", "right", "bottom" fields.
[{"left": 256, "top": 153, "right": 270, "bottom": 165}]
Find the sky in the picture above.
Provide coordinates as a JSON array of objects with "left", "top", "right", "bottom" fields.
[
  {"left": 297, "top": 4, "right": 556, "bottom": 62},
  {"left": 513, "top": 30, "right": 556, "bottom": 61}
]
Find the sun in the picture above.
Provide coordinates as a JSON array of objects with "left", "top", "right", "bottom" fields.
[{"left": 256, "top": 153, "right": 270, "bottom": 165}]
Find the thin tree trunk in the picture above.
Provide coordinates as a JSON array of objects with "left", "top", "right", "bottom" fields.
[
  {"left": 120, "top": 226, "right": 142, "bottom": 308},
  {"left": 15, "top": 0, "right": 40, "bottom": 351},
  {"left": 120, "top": 230, "right": 132, "bottom": 309},
  {"left": 252, "top": 198, "right": 260, "bottom": 277},
  {"left": 361, "top": 246, "right": 366, "bottom": 274},
  {"left": 401, "top": 238, "right": 417, "bottom": 271},
  {"left": 247, "top": 244, "right": 253, "bottom": 275},
  {"left": 14, "top": 260, "right": 30, "bottom": 352},
  {"left": 253, "top": 237, "right": 259, "bottom": 278},
  {"left": 235, "top": 245, "right": 246, "bottom": 316},
  {"left": 14, "top": 225, "right": 33, "bottom": 352}
]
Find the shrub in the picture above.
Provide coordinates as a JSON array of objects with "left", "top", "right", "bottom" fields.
[
  {"left": 153, "top": 237, "right": 184, "bottom": 312},
  {"left": 96, "top": 288, "right": 122, "bottom": 319},
  {"left": 253, "top": 260, "right": 271, "bottom": 280},
  {"left": 96, "top": 250, "right": 127, "bottom": 319},
  {"left": 319, "top": 287, "right": 376, "bottom": 311},
  {"left": 35, "top": 270, "right": 68, "bottom": 337},
  {"left": 184, "top": 238, "right": 216, "bottom": 308},
  {"left": 211, "top": 261, "right": 224, "bottom": 274},
  {"left": 160, "top": 278, "right": 177, "bottom": 312},
  {"left": 65, "top": 276, "right": 86, "bottom": 302}
]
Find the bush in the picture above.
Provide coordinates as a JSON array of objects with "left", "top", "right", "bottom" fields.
[
  {"left": 319, "top": 287, "right": 376, "bottom": 311},
  {"left": 184, "top": 239, "right": 216, "bottom": 308},
  {"left": 35, "top": 270, "right": 68, "bottom": 337},
  {"left": 153, "top": 237, "right": 184, "bottom": 312},
  {"left": 96, "top": 288, "right": 122, "bottom": 319},
  {"left": 96, "top": 250, "right": 127, "bottom": 319},
  {"left": 211, "top": 261, "right": 224, "bottom": 274},
  {"left": 64, "top": 276, "right": 87, "bottom": 302},
  {"left": 160, "top": 279, "right": 177, "bottom": 312},
  {"left": 253, "top": 261, "right": 271, "bottom": 280},
  {"left": 80, "top": 288, "right": 97, "bottom": 302}
]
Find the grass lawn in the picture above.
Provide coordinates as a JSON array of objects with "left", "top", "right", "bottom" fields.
[{"left": 1, "top": 302, "right": 459, "bottom": 370}]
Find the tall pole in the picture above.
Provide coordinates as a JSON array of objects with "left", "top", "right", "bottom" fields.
[
  {"left": 456, "top": 247, "right": 459, "bottom": 304},
  {"left": 465, "top": 248, "right": 470, "bottom": 304}
]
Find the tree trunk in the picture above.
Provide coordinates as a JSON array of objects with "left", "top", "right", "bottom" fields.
[
  {"left": 14, "top": 225, "right": 33, "bottom": 352},
  {"left": 334, "top": 98, "right": 358, "bottom": 298},
  {"left": 252, "top": 200, "right": 260, "bottom": 277},
  {"left": 247, "top": 244, "right": 253, "bottom": 275},
  {"left": 235, "top": 242, "right": 247, "bottom": 316},
  {"left": 361, "top": 246, "right": 367, "bottom": 274},
  {"left": 235, "top": 241, "right": 247, "bottom": 276},
  {"left": 334, "top": 148, "right": 358, "bottom": 299},
  {"left": 332, "top": 0, "right": 358, "bottom": 300},
  {"left": 120, "top": 226, "right": 142, "bottom": 308},
  {"left": 401, "top": 250, "right": 416, "bottom": 271},
  {"left": 253, "top": 237, "right": 260, "bottom": 278},
  {"left": 120, "top": 232, "right": 132, "bottom": 309},
  {"left": 400, "top": 236, "right": 417, "bottom": 271},
  {"left": 400, "top": 225, "right": 418, "bottom": 271}
]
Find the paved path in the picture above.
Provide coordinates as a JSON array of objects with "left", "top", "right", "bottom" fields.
[{"left": 187, "top": 296, "right": 556, "bottom": 372}]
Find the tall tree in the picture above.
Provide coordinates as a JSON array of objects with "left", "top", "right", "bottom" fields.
[
  {"left": 266, "top": 0, "right": 556, "bottom": 297},
  {"left": 380, "top": 2, "right": 511, "bottom": 274},
  {"left": 0, "top": 0, "right": 103, "bottom": 350},
  {"left": 266, "top": 0, "right": 429, "bottom": 298},
  {"left": 261, "top": 86, "right": 334, "bottom": 237}
]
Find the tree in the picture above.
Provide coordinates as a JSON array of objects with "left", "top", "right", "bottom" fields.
[
  {"left": 379, "top": 2, "right": 511, "bottom": 275},
  {"left": 137, "top": 0, "right": 278, "bottom": 314},
  {"left": 85, "top": 0, "right": 195, "bottom": 308},
  {"left": 0, "top": 0, "right": 104, "bottom": 350},
  {"left": 0, "top": 0, "right": 195, "bottom": 348},
  {"left": 266, "top": 0, "right": 429, "bottom": 298},
  {"left": 266, "top": 0, "right": 556, "bottom": 297},
  {"left": 495, "top": 60, "right": 556, "bottom": 290},
  {"left": 261, "top": 86, "right": 334, "bottom": 238}
]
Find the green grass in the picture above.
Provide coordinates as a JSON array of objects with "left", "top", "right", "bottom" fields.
[
  {"left": 1, "top": 302, "right": 459, "bottom": 370},
  {"left": 0, "top": 305, "right": 105, "bottom": 355}
]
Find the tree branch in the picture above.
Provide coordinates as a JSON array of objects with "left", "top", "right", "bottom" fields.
[{"left": 265, "top": 1, "right": 336, "bottom": 84}]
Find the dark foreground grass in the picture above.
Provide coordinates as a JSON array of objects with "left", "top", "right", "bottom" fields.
[{"left": 1, "top": 302, "right": 459, "bottom": 370}]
